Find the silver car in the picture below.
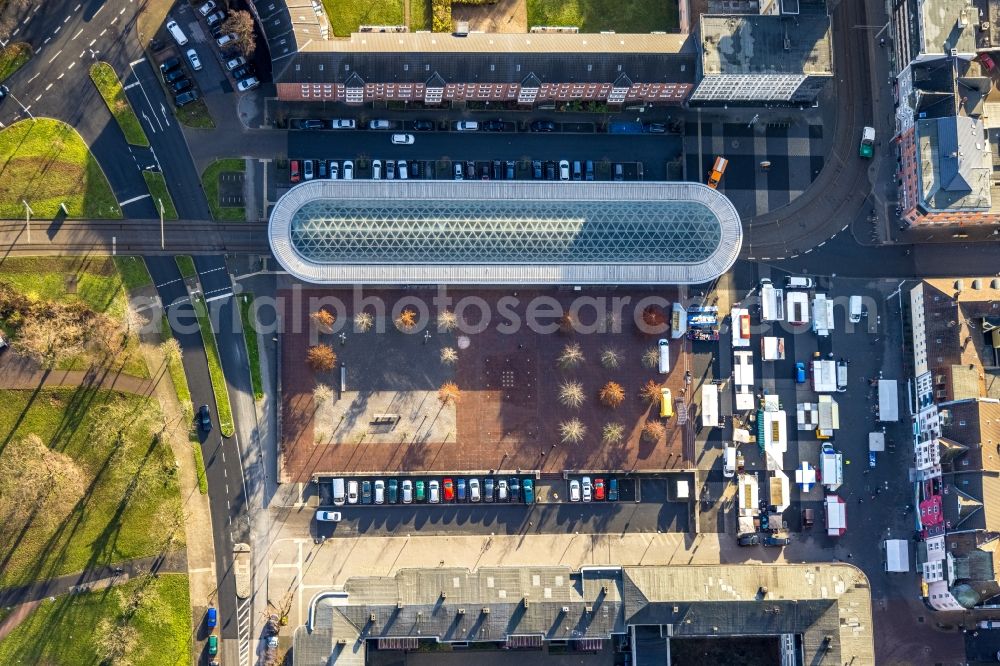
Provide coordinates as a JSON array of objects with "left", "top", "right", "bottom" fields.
[
  {"left": 401, "top": 480, "right": 413, "bottom": 504},
  {"left": 569, "top": 479, "right": 581, "bottom": 502},
  {"left": 581, "top": 476, "right": 592, "bottom": 502},
  {"left": 469, "top": 478, "right": 481, "bottom": 502},
  {"left": 428, "top": 480, "right": 440, "bottom": 504},
  {"left": 374, "top": 480, "right": 385, "bottom": 505}
]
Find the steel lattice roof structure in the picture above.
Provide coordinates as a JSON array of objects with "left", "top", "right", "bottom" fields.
[{"left": 268, "top": 180, "right": 742, "bottom": 284}]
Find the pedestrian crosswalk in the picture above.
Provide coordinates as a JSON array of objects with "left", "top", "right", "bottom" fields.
[{"left": 237, "top": 598, "right": 253, "bottom": 666}]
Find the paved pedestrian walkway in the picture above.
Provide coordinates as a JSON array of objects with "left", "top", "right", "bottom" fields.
[{"left": 0, "top": 353, "right": 156, "bottom": 397}]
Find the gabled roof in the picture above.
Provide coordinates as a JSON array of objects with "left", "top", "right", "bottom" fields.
[{"left": 425, "top": 71, "right": 446, "bottom": 88}]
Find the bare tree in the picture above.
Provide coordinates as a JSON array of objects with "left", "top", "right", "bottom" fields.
[
  {"left": 160, "top": 337, "right": 182, "bottom": 364},
  {"left": 0, "top": 433, "right": 86, "bottom": 528},
  {"left": 440, "top": 347, "right": 459, "bottom": 364},
  {"left": 310, "top": 309, "right": 335, "bottom": 334},
  {"left": 640, "top": 379, "right": 663, "bottom": 404},
  {"left": 438, "top": 381, "right": 461, "bottom": 405},
  {"left": 395, "top": 308, "right": 418, "bottom": 332},
  {"left": 306, "top": 344, "right": 337, "bottom": 372},
  {"left": 599, "top": 381, "right": 625, "bottom": 408},
  {"left": 558, "top": 312, "right": 575, "bottom": 335},
  {"left": 221, "top": 10, "right": 257, "bottom": 57},
  {"left": 313, "top": 383, "right": 333, "bottom": 405},
  {"left": 437, "top": 310, "right": 458, "bottom": 332},
  {"left": 14, "top": 306, "right": 88, "bottom": 366},
  {"left": 559, "top": 419, "right": 587, "bottom": 444},
  {"left": 600, "top": 347, "right": 622, "bottom": 369},
  {"left": 602, "top": 422, "right": 625, "bottom": 444},
  {"left": 558, "top": 381, "right": 585, "bottom": 408},
  {"left": 353, "top": 311, "right": 374, "bottom": 333},
  {"left": 641, "top": 347, "right": 660, "bottom": 369},
  {"left": 642, "top": 421, "right": 666, "bottom": 443},
  {"left": 95, "top": 616, "right": 138, "bottom": 666},
  {"left": 557, "top": 342, "right": 584, "bottom": 369},
  {"left": 92, "top": 398, "right": 160, "bottom": 462}
]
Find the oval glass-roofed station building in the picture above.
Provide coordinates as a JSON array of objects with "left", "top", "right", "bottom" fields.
[{"left": 268, "top": 181, "right": 742, "bottom": 284}]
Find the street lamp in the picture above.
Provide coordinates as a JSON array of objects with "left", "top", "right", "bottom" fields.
[
  {"left": 22, "top": 199, "right": 32, "bottom": 243},
  {"left": 6, "top": 88, "right": 35, "bottom": 122},
  {"left": 159, "top": 198, "right": 165, "bottom": 249}
]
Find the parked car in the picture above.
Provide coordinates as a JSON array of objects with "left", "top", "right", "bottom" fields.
[
  {"left": 469, "top": 478, "right": 481, "bottom": 502},
  {"left": 457, "top": 478, "right": 466, "bottom": 501},
  {"left": 608, "top": 478, "right": 618, "bottom": 501},
  {"left": 210, "top": 24, "right": 226, "bottom": 39},
  {"left": 206, "top": 606, "right": 217, "bottom": 628},
  {"left": 523, "top": 479, "right": 534, "bottom": 504},
  {"left": 290, "top": 160, "right": 300, "bottom": 183},
  {"left": 159, "top": 56, "right": 181, "bottom": 74},
  {"left": 401, "top": 479, "right": 413, "bottom": 504},
  {"left": 215, "top": 33, "right": 238, "bottom": 48},
  {"left": 581, "top": 476, "right": 592, "bottom": 502},
  {"left": 205, "top": 10, "right": 226, "bottom": 27},
  {"left": 413, "top": 119, "right": 434, "bottom": 131},
  {"left": 415, "top": 480, "right": 425, "bottom": 502},
  {"left": 164, "top": 68, "right": 186, "bottom": 83},
  {"left": 388, "top": 479, "right": 398, "bottom": 504},
  {"left": 594, "top": 478, "right": 605, "bottom": 501},
  {"left": 391, "top": 133, "right": 414, "bottom": 145},
  {"left": 454, "top": 162, "right": 463, "bottom": 180},
  {"left": 585, "top": 160, "right": 594, "bottom": 181},
  {"left": 491, "top": 160, "right": 501, "bottom": 180},
  {"left": 368, "top": 119, "right": 390, "bottom": 130},
  {"left": 572, "top": 160, "right": 582, "bottom": 181},
  {"left": 559, "top": 160, "right": 570, "bottom": 181},
  {"left": 198, "top": 0, "right": 217, "bottom": 16},
  {"left": 233, "top": 63, "right": 256, "bottom": 79},
  {"left": 737, "top": 534, "right": 760, "bottom": 546},
  {"left": 303, "top": 159, "right": 314, "bottom": 180},
  {"left": 347, "top": 480, "right": 358, "bottom": 504},
  {"left": 361, "top": 480, "right": 372, "bottom": 504},
  {"left": 505, "top": 160, "right": 515, "bottom": 180},
  {"left": 801, "top": 508, "right": 814, "bottom": 528},
  {"left": 330, "top": 119, "right": 355, "bottom": 129},
  {"left": 795, "top": 362, "right": 807, "bottom": 384},
  {"left": 175, "top": 90, "right": 199, "bottom": 106},
  {"left": 170, "top": 78, "right": 193, "bottom": 94},
  {"left": 569, "top": 479, "right": 581, "bottom": 502},
  {"left": 478, "top": 162, "right": 489, "bottom": 180},
  {"left": 484, "top": 477, "right": 494, "bottom": 502},
  {"left": 236, "top": 76, "right": 259, "bottom": 92},
  {"left": 208, "top": 635, "right": 218, "bottom": 656},
  {"left": 328, "top": 160, "right": 338, "bottom": 180},
  {"left": 225, "top": 56, "right": 247, "bottom": 71},
  {"left": 198, "top": 404, "right": 211, "bottom": 431},
  {"left": 428, "top": 480, "right": 440, "bottom": 504},
  {"left": 530, "top": 120, "right": 556, "bottom": 132},
  {"left": 465, "top": 160, "right": 475, "bottom": 179},
  {"left": 374, "top": 479, "right": 385, "bottom": 504},
  {"left": 532, "top": 160, "right": 542, "bottom": 179},
  {"left": 545, "top": 161, "right": 556, "bottom": 180},
  {"left": 455, "top": 120, "right": 478, "bottom": 131},
  {"left": 371, "top": 159, "right": 381, "bottom": 180},
  {"left": 300, "top": 119, "right": 325, "bottom": 130},
  {"left": 646, "top": 122, "right": 666, "bottom": 133},
  {"left": 482, "top": 119, "right": 503, "bottom": 132},
  {"left": 764, "top": 535, "right": 790, "bottom": 547},
  {"left": 509, "top": 477, "right": 520, "bottom": 503},
  {"left": 396, "top": 160, "right": 408, "bottom": 180},
  {"left": 343, "top": 160, "right": 353, "bottom": 179},
  {"left": 316, "top": 510, "right": 341, "bottom": 522},
  {"left": 614, "top": 163, "right": 624, "bottom": 181},
  {"left": 497, "top": 479, "right": 508, "bottom": 502},
  {"left": 185, "top": 48, "right": 202, "bottom": 71}
]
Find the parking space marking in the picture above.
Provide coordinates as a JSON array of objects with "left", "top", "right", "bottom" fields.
[
  {"left": 74, "top": 3, "right": 81, "bottom": 10},
  {"left": 71, "top": 28, "right": 82, "bottom": 40},
  {"left": 67, "top": 61, "right": 75, "bottom": 70},
  {"left": 63, "top": 14, "right": 70, "bottom": 22},
  {"left": 93, "top": 5, "right": 103, "bottom": 18},
  {"left": 47, "top": 50, "right": 61, "bottom": 63}
]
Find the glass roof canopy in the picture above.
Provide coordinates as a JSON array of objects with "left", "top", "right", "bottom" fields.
[{"left": 269, "top": 181, "right": 742, "bottom": 285}]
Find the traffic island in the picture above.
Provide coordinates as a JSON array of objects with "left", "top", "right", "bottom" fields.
[
  {"left": 89, "top": 62, "right": 150, "bottom": 147},
  {"left": 0, "top": 42, "right": 32, "bottom": 82}
]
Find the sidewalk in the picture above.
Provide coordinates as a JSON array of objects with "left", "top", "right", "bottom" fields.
[{"left": 0, "top": 353, "right": 156, "bottom": 396}]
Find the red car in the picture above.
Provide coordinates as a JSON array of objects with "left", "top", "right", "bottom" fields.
[
  {"left": 594, "top": 478, "right": 605, "bottom": 501},
  {"left": 443, "top": 478, "right": 455, "bottom": 502},
  {"left": 290, "top": 160, "right": 301, "bottom": 183}
]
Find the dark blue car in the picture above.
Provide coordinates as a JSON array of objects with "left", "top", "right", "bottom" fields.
[
  {"left": 457, "top": 478, "right": 467, "bottom": 502},
  {"left": 206, "top": 605, "right": 217, "bottom": 628}
]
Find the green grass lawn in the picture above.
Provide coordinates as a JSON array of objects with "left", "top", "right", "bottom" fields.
[
  {"left": 192, "top": 440, "right": 208, "bottom": 494},
  {"left": 113, "top": 256, "right": 153, "bottom": 292},
  {"left": 0, "top": 388, "right": 185, "bottom": 588},
  {"left": 175, "top": 98, "right": 215, "bottom": 129},
  {"left": 160, "top": 315, "right": 194, "bottom": 421},
  {"left": 175, "top": 255, "right": 197, "bottom": 280},
  {"left": 0, "top": 256, "right": 149, "bottom": 377},
  {"left": 0, "top": 118, "right": 122, "bottom": 219},
  {"left": 410, "top": 0, "right": 431, "bottom": 31},
  {"left": 90, "top": 62, "right": 150, "bottom": 147},
  {"left": 200, "top": 158, "right": 246, "bottom": 221},
  {"left": 0, "top": 573, "right": 191, "bottom": 666},
  {"left": 142, "top": 171, "right": 179, "bottom": 220},
  {"left": 526, "top": 0, "right": 677, "bottom": 32},
  {"left": 0, "top": 42, "right": 32, "bottom": 82},
  {"left": 239, "top": 293, "right": 263, "bottom": 400},
  {"left": 193, "top": 294, "right": 235, "bottom": 437},
  {"left": 324, "top": 0, "right": 404, "bottom": 36}
]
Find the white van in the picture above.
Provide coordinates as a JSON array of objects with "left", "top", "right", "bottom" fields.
[
  {"left": 658, "top": 338, "right": 670, "bottom": 374},
  {"left": 785, "top": 276, "right": 814, "bottom": 289},
  {"left": 347, "top": 480, "right": 359, "bottom": 504},
  {"left": 723, "top": 445, "right": 737, "bottom": 478},
  {"left": 849, "top": 295, "right": 863, "bottom": 323},
  {"left": 455, "top": 121, "right": 479, "bottom": 131},
  {"left": 166, "top": 19, "right": 188, "bottom": 46},
  {"left": 331, "top": 478, "right": 346, "bottom": 506},
  {"left": 836, "top": 360, "right": 848, "bottom": 392}
]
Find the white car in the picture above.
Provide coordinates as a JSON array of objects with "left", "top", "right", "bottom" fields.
[
  {"left": 454, "top": 163, "right": 463, "bottom": 180},
  {"left": 581, "top": 476, "right": 592, "bottom": 502},
  {"left": 391, "top": 133, "right": 414, "bottom": 145},
  {"left": 455, "top": 120, "right": 478, "bottom": 131},
  {"left": 368, "top": 119, "right": 390, "bottom": 130},
  {"left": 396, "top": 160, "right": 408, "bottom": 180},
  {"left": 225, "top": 56, "right": 246, "bottom": 71},
  {"left": 236, "top": 76, "right": 259, "bottom": 92},
  {"left": 316, "top": 510, "right": 341, "bottom": 522},
  {"left": 342, "top": 160, "right": 353, "bottom": 180},
  {"left": 347, "top": 480, "right": 359, "bottom": 504},
  {"left": 374, "top": 480, "right": 385, "bottom": 505},
  {"left": 185, "top": 48, "right": 202, "bottom": 71},
  {"left": 329, "top": 161, "right": 339, "bottom": 179},
  {"left": 559, "top": 160, "right": 570, "bottom": 181},
  {"left": 216, "top": 33, "right": 237, "bottom": 47},
  {"left": 497, "top": 479, "right": 508, "bottom": 502},
  {"left": 330, "top": 119, "right": 356, "bottom": 129},
  {"left": 569, "top": 479, "right": 581, "bottom": 502},
  {"left": 371, "top": 159, "right": 382, "bottom": 180},
  {"left": 198, "top": 0, "right": 217, "bottom": 16},
  {"left": 428, "top": 480, "right": 440, "bottom": 504},
  {"left": 401, "top": 479, "right": 413, "bottom": 504},
  {"left": 469, "top": 478, "right": 481, "bottom": 502}
]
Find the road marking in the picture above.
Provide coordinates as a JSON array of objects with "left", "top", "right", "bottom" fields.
[
  {"left": 222, "top": 451, "right": 226, "bottom": 463},
  {"left": 34, "top": 94, "right": 41, "bottom": 101},
  {"left": 129, "top": 57, "right": 146, "bottom": 66},
  {"left": 27, "top": 73, "right": 38, "bottom": 83},
  {"left": 11, "top": 27, "right": 18, "bottom": 36},
  {"left": 118, "top": 193, "right": 151, "bottom": 206},
  {"left": 89, "top": 38, "right": 96, "bottom": 46},
  {"left": 237, "top": 598, "right": 253, "bottom": 666},
  {"left": 205, "top": 291, "right": 234, "bottom": 303},
  {"left": 79, "top": 50, "right": 85, "bottom": 58},
  {"left": 804, "top": 248, "right": 812, "bottom": 254},
  {"left": 93, "top": 5, "right": 103, "bottom": 17},
  {"left": 47, "top": 49, "right": 61, "bottom": 64},
  {"left": 110, "top": 16, "right": 117, "bottom": 24},
  {"left": 53, "top": 25, "right": 60, "bottom": 34},
  {"left": 64, "top": 14, "right": 71, "bottom": 23},
  {"left": 189, "top": 567, "right": 213, "bottom": 574},
  {"left": 818, "top": 241, "right": 826, "bottom": 247},
  {"left": 119, "top": 7, "right": 126, "bottom": 14},
  {"left": 44, "top": 83, "right": 52, "bottom": 91},
  {"left": 71, "top": 28, "right": 82, "bottom": 40},
  {"left": 127, "top": 62, "right": 164, "bottom": 132},
  {"left": 155, "top": 278, "right": 182, "bottom": 288},
  {"left": 224, "top": 466, "right": 228, "bottom": 478},
  {"left": 43, "top": 36, "right": 50, "bottom": 44},
  {"left": 99, "top": 28, "right": 107, "bottom": 36},
  {"left": 841, "top": 224, "right": 849, "bottom": 231},
  {"left": 67, "top": 61, "right": 75, "bottom": 70},
  {"left": 123, "top": 81, "right": 140, "bottom": 90},
  {"left": 75, "top": 3, "right": 81, "bottom": 10},
  {"left": 200, "top": 265, "right": 227, "bottom": 274},
  {"left": 57, "top": 72, "right": 64, "bottom": 79}
]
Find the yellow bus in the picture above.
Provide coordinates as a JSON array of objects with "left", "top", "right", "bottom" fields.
[{"left": 660, "top": 388, "right": 673, "bottom": 418}]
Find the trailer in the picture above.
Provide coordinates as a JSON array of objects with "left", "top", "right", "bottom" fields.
[
  {"left": 732, "top": 307, "right": 751, "bottom": 347},
  {"left": 701, "top": 383, "right": 720, "bottom": 428},
  {"left": 820, "top": 443, "right": 843, "bottom": 491},
  {"left": 786, "top": 290, "right": 809, "bottom": 325},
  {"left": 884, "top": 539, "right": 910, "bottom": 572},
  {"left": 761, "top": 336, "right": 785, "bottom": 360},
  {"left": 811, "top": 359, "right": 837, "bottom": 393},
  {"left": 812, "top": 294, "right": 835, "bottom": 336},
  {"left": 825, "top": 495, "right": 847, "bottom": 536},
  {"left": 878, "top": 380, "right": 899, "bottom": 422},
  {"left": 734, "top": 351, "right": 755, "bottom": 388},
  {"left": 760, "top": 280, "right": 785, "bottom": 322}
]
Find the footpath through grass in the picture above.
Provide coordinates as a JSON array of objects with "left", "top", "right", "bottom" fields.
[
  {"left": 0, "top": 42, "right": 32, "bottom": 82},
  {"left": 0, "top": 573, "right": 191, "bottom": 666},
  {"left": 239, "top": 292, "right": 264, "bottom": 400},
  {"left": 142, "top": 171, "right": 179, "bottom": 220},
  {"left": 90, "top": 62, "right": 150, "bottom": 147},
  {"left": 201, "top": 158, "right": 246, "bottom": 221},
  {"left": 526, "top": 0, "right": 677, "bottom": 32},
  {"left": 193, "top": 294, "right": 235, "bottom": 437},
  {"left": 0, "top": 387, "right": 185, "bottom": 588},
  {"left": 0, "top": 119, "right": 122, "bottom": 219}
]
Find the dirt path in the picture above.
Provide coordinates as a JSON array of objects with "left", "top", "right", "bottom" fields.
[{"left": 0, "top": 354, "right": 157, "bottom": 397}]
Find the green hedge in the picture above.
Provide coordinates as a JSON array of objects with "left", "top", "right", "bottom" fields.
[
  {"left": 432, "top": 0, "right": 452, "bottom": 31},
  {"left": 239, "top": 293, "right": 263, "bottom": 400}
]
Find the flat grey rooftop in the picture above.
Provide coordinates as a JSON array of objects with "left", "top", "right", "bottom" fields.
[
  {"left": 699, "top": 13, "right": 833, "bottom": 76},
  {"left": 269, "top": 181, "right": 742, "bottom": 285},
  {"left": 919, "top": 0, "right": 978, "bottom": 56}
]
